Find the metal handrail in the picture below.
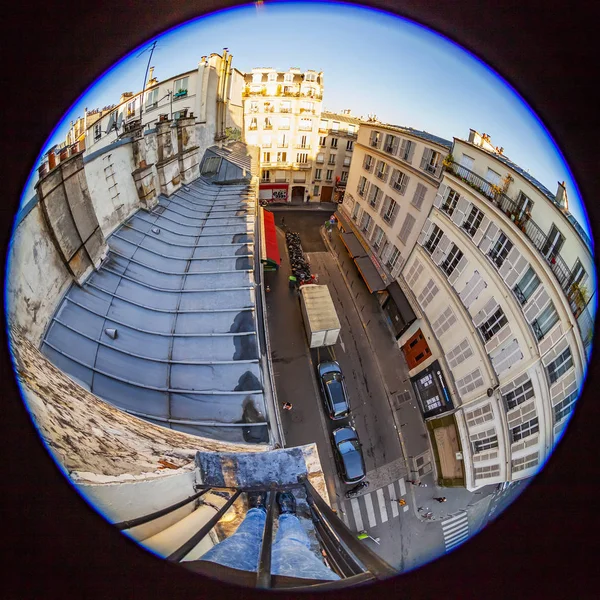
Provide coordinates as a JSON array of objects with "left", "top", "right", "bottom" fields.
[{"left": 124, "top": 476, "right": 395, "bottom": 588}]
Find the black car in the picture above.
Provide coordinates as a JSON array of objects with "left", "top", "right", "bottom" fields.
[
  {"left": 332, "top": 426, "right": 366, "bottom": 484},
  {"left": 317, "top": 361, "right": 350, "bottom": 420}
]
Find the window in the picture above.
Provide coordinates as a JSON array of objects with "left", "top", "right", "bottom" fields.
[
  {"left": 352, "top": 202, "right": 360, "bottom": 221},
  {"left": 412, "top": 184, "right": 427, "bottom": 210},
  {"left": 326, "top": 169, "right": 333, "bottom": 181},
  {"left": 296, "top": 153, "right": 308, "bottom": 164},
  {"left": 328, "top": 154, "right": 336, "bottom": 165},
  {"left": 489, "top": 233, "right": 513, "bottom": 268},
  {"left": 279, "top": 117, "right": 290, "bottom": 130},
  {"left": 250, "top": 101, "right": 259, "bottom": 113},
  {"left": 313, "top": 185, "right": 320, "bottom": 196},
  {"left": 268, "top": 72, "right": 277, "bottom": 81},
  {"left": 357, "top": 176, "right": 368, "bottom": 196},
  {"left": 277, "top": 152, "right": 287, "bottom": 163},
  {"left": 462, "top": 206, "right": 484, "bottom": 237},
  {"left": 424, "top": 224, "right": 443, "bottom": 254},
  {"left": 93, "top": 122, "right": 102, "bottom": 141},
  {"left": 264, "top": 117, "right": 273, "bottom": 129},
  {"left": 280, "top": 101, "right": 291, "bottom": 113},
  {"left": 145, "top": 88, "right": 159, "bottom": 109},
  {"left": 554, "top": 390, "right": 578, "bottom": 423},
  {"left": 262, "top": 170, "right": 270, "bottom": 182},
  {"left": 300, "top": 101, "right": 314, "bottom": 114},
  {"left": 441, "top": 244, "right": 464, "bottom": 277},
  {"left": 513, "top": 266, "right": 540, "bottom": 305},
  {"left": 386, "top": 246, "right": 402, "bottom": 270},
  {"left": 402, "top": 330, "right": 432, "bottom": 369},
  {"left": 315, "top": 169, "right": 322, "bottom": 180},
  {"left": 503, "top": 379, "right": 534, "bottom": 411},
  {"left": 398, "top": 213, "right": 416, "bottom": 245},
  {"left": 542, "top": 224, "right": 565, "bottom": 259},
  {"left": 319, "top": 119, "right": 328, "bottom": 131},
  {"left": 341, "top": 171, "right": 348, "bottom": 182},
  {"left": 348, "top": 125, "right": 355, "bottom": 136},
  {"left": 346, "top": 140, "right": 354, "bottom": 151},
  {"left": 305, "top": 72, "right": 316, "bottom": 82},
  {"left": 384, "top": 134, "right": 397, "bottom": 154},
  {"left": 516, "top": 191, "right": 534, "bottom": 220},
  {"left": 126, "top": 99, "right": 136, "bottom": 117},
  {"left": 249, "top": 117, "right": 258, "bottom": 130},
  {"left": 331, "top": 121, "right": 340, "bottom": 132},
  {"left": 532, "top": 302, "right": 559, "bottom": 341},
  {"left": 360, "top": 212, "right": 373, "bottom": 234},
  {"left": 375, "top": 160, "right": 389, "bottom": 181},
  {"left": 263, "top": 152, "right": 271, "bottom": 162},
  {"left": 479, "top": 307, "right": 508, "bottom": 342},
  {"left": 511, "top": 417, "right": 539, "bottom": 442},
  {"left": 512, "top": 452, "right": 539, "bottom": 473},
  {"left": 372, "top": 225, "right": 385, "bottom": 251},
  {"left": 252, "top": 72, "right": 263, "bottom": 83},
  {"left": 316, "top": 152, "right": 324, "bottom": 163},
  {"left": 473, "top": 434, "right": 498, "bottom": 453},
  {"left": 465, "top": 404, "right": 493, "bottom": 427},
  {"left": 391, "top": 169, "right": 409, "bottom": 194},
  {"left": 284, "top": 73, "right": 293, "bottom": 83},
  {"left": 370, "top": 131, "right": 381, "bottom": 148},
  {"left": 299, "top": 118, "right": 312, "bottom": 131},
  {"left": 441, "top": 188, "right": 460, "bottom": 216},
  {"left": 486, "top": 168, "right": 501, "bottom": 186},
  {"left": 460, "top": 154, "right": 474, "bottom": 171},
  {"left": 363, "top": 155, "right": 374, "bottom": 172},
  {"left": 331, "top": 138, "right": 338, "bottom": 148},
  {"left": 343, "top": 156, "right": 351, "bottom": 167},
  {"left": 381, "top": 196, "right": 398, "bottom": 224},
  {"left": 399, "top": 139, "right": 414, "bottom": 162},
  {"left": 474, "top": 465, "right": 500, "bottom": 479},
  {"left": 297, "top": 134, "right": 308, "bottom": 148},
  {"left": 422, "top": 149, "right": 441, "bottom": 175},
  {"left": 174, "top": 77, "right": 189, "bottom": 95},
  {"left": 319, "top": 136, "right": 326, "bottom": 146}
]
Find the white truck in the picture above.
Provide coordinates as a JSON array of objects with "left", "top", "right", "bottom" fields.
[{"left": 299, "top": 284, "right": 341, "bottom": 348}]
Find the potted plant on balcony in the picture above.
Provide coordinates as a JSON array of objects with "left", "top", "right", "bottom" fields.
[{"left": 442, "top": 153, "right": 454, "bottom": 169}]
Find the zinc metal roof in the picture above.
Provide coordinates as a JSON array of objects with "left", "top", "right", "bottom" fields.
[{"left": 41, "top": 176, "right": 268, "bottom": 444}]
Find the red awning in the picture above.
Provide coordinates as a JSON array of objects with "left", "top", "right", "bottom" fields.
[{"left": 262, "top": 210, "right": 281, "bottom": 267}]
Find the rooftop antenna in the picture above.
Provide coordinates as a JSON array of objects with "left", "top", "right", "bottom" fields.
[{"left": 138, "top": 40, "right": 158, "bottom": 120}]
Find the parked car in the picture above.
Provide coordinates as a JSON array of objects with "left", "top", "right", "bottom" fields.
[
  {"left": 317, "top": 361, "right": 350, "bottom": 420},
  {"left": 332, "top": 426, "right": 366, "bottom": 484}
]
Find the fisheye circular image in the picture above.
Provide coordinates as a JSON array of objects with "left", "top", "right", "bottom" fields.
[{"left": 5, "top": 0, "right": 596, "bottom": 591}]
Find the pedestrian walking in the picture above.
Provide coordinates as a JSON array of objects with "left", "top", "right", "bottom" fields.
[
  {"left": 281, "top": 216, "right": 286, "bottom": 228},
  {"left": 433, "top": 497, "right": 447, "bottom": 503},
  {"left": 282, "top": 402, "right": 293, "bottom": 411},
  {"left": 288, "top": 275, "right": 297, "bottom": 290}
]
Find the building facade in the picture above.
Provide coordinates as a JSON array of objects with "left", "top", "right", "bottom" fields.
[
  {"left": 397, "top": 129, "right": 594, "bottom": 490},
  {"left": 242, "top": 67, "right": 324, "bottom": 203}
]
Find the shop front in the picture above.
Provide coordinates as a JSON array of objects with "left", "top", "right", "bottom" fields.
[
  {"left": 259, "top": 183, "right": 289, "bottom": 204},
  {"left": 383, "top": 281, "right": 417, "bottom": 339},
  {"left": 260, "top": 208, "right": 281, "bottom": 271}
]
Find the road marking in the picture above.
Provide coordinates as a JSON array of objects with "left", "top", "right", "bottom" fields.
[
  {"left": 442, "top": 511, "right": 469, "bottom": 552},
  {"left": 399, "top": 478, "right": 406, "bottom": 497},
  {"left": 363, "top": 492, "right": 377, "bottom": 527},
  {"left": 338, "top": 504, "right": 350, "bottom": 527},
  {"left": 351, "top": 498, "right": 363, "bottom": 531},
  {"left": 376, "top": 488, "right": 388, "bottom": 523},
  {"left": 403, "top": 505, "right": 409, "bottom": 512},
  {"left": 339, "top": 334, "right": 346, "bottom": 353},
  {"left": 388, "top": 484, "right": 399, "bottom": 517}
]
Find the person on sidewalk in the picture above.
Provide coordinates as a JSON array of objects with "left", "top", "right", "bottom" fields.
[
  {"left": 282, "top": 402, "right": 293, "bottom": 411},
  {"left": 288, "top": 275, "right": 297, "bottom": 290},
  {"left": 433, "top": 497, "right": 447, "bottom": 503},
  {"left": 199, "top": 491, "right": 340, "bottom": 581}
]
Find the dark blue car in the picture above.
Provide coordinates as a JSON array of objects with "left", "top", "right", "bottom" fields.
[
  {"left": 317, "top": 361, "right": 350, "bottom": 420},
  {"left": 332, "top": 426, "right": 366, "bottom": 484}
]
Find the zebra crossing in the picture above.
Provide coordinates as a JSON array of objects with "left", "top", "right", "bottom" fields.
[
  {"left": 441, "top": 511, "right": 470, "bottom": 552},
  {"left": 338, "top": 477, "right": 409, "bottom": 530}
]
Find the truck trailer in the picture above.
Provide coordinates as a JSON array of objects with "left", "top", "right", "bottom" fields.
[{"left": 299, "top": 284, "right": 341, "bottom": 348}]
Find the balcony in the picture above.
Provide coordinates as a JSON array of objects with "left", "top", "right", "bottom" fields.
[
  {"left": 363, "top": 163, "right": 374, "bottom": 173},
  {"left": 293, "top": 161, "right": 312, "bottom": 169},
  {"left": 299, "top": 108, "right": 315, "bottom": 114},
  {"left": 263, "top": 161, "right": 290, "bottom": 168},
  {"left": 329, "top": 128, "right": 357, "bottom": 138},
  {"left": 264, "top": 124, "right": 273, "bottom": 130},
  {"left": 262, "top": 143, "right": 272, "bottom": 148},
  {"left": 280, "top": 108, "right": 292, "bottom": 113},
  {"left": 299, "top": 126, "right": 312, "bottom": 132},
  {"left": 249, "top": 125, "right": 258, "bottom": 131},
  {"left": 446, "top": 160, "right": 590, "bottom": 325},
  {"left": 295, "top": 144, "right": 311, "bottom": 149},
  {"left": 316, "top": 156, "right": 324, "bottom": 164}
]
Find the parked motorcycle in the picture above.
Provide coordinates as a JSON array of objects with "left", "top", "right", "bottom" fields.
[{"left": 344, "top": 481, "right": 369, "bottom": 499}]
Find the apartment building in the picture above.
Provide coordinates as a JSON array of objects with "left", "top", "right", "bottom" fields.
[
  {"left": 243, "top": 67, "right": 324, "bottom": 203},
  {"left": 84, "top": 49, "right": 244, "bottom": 154},
  {"left": 397, "top": 129, "right": 594, "bottom": 490},
  {"left": 337, "top": 121, "right": 451, "bottom": 337},
  {"left": 311, "top": 110, "right": 362, "bottom": 202}
]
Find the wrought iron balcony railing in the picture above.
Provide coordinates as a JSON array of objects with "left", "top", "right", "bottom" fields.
[{"left": 115, "top": 476, "right": 395, "bottom": 590}]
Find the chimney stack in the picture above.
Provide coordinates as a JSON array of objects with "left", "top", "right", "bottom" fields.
[{"left": 555, "top": 181, "right": 568, "bottom": 210}]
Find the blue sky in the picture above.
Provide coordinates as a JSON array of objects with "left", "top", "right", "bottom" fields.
[{"left": 19, "top": 1, "right": 593, "bottom": 243}]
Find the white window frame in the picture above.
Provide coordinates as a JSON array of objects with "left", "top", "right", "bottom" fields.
[
  {"left": 462, "top": 206, "right": 484, "bottom": 237},
  {"left": 479, "top": 307, "right": 508, "bottom": 342},
  {"left": 441, "top": 244, "right": 464, "bottom": 277}
]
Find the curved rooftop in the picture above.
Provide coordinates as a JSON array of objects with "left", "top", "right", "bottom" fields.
[{"left": 41, "top": 176, "right": 269, "bottom": 444}]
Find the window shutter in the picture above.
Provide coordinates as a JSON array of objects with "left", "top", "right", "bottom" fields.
[
  {"left": 393, "top": 137, "right": 400, "bottom": 155},
  {"left": 389, "top": 202, "right": 399, "bottom": 227},
  {"left": 363, "top": 180, "right": 370, "bottom": 198},
  {"left": 524, "top": 286, "right": 551, "bottom": 323},
  {"left": 491, "top": 339, "right": 523, "bottom": 376},
  {"left": 412, "top": 183, "right": 426, "bottom": 210},
  {"left": 420, "top": 147, "right": 433, "bottom": 170},
  {"left": 485, "top": 323, "right": 512, "bottom": 354},
  {"left": 433, "top": 184, "right": 448, "bottom": 209},
  {"left": 375, "top": 188, "right": 384, "bottom": 210},
  {"left": 407, "top": 141, "right": 416, "bottom": 164},
  {"left": 451, "top": 197, "right": 470, "bottom": 226},
  {"left": 399, "top": 139, "right": 408, "bottom": 158},
  {"left": 473, "top": 298, "right": 500, "bottom": 328},
  {"left": 448, "top": 255, "right": 469, "bottom": 287},
  {"left": 478, "top": 221, "right": 500, "bottom": 254},
  {"left": 417, "top": 218, "right": 434, "bottom": 246},
  {"left": 499, "top": 246, "right": 526, "bottom": 285},
  {"left": 381, "top": 243, "right": 393, "bottom": 262},
  {"left": 380, "top": 195, "right": 391, "bottom": 218},
  {"left": 399, "top": 173, "right": 410, "bottom": 195},
  {"left": 356, "top": 206, "right": 363, "bottom": 223},
  {"left": 459, "top": 271, "right": 487, "bottom": 308},
  {"left": 472, "top": 215, "right": 490, "bottom": 246},
  {"left": 434, "top": 161, "right": 443, "bottom": 178},
  {"left": 398, "top": 213, "right": 416, "bottom": 245},
  {"left": 432, "top": 233, "right": 452, "bottom": 265},
  {"left": 366, "top": 217, "right": 375, "bottom": 237}
]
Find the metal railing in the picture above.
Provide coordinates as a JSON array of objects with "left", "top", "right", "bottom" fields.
[
  {"left": 116, "top": 476, "right": 395, "bottom": 590},
  {"left": 446, "top": 161, "right": 592, "bottom": 335}
]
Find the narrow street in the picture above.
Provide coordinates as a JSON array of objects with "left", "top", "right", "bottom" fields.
[{"left": 263, "top": 206, "right": 499, "bottom": 571}]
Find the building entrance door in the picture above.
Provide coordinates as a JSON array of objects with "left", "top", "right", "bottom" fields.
[
  {"left": 321, "top": 186, "right": 333, "bottom": 202},
  {"left": 291, "top": 186, "right": 305, "bottom": 204}
]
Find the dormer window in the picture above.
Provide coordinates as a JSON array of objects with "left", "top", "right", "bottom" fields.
[
  {"left": 284, "top": 73, "right": 293, "bottom": 83},
  {"left": 305, "top": 72, "right": 317, "bottom": 82},
  {"left": 268, "top": 72, "right": 277, "bottom": 82},
  {"left": 252, "top": 72, "right": 263, "bottom": 83}
]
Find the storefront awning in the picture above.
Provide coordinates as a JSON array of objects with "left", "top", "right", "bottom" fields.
[
  {"left": 354, "top": 256, "right": 387, "bottom": 292},
  {"left": 386, "top": 281, "right": 417, "bottom": 324},
  {"left": 261, "top": 209, "right": 281, "bottom": 268},
  {"left": 340, "top": 231, "right": 367, "bottom": 258}
]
